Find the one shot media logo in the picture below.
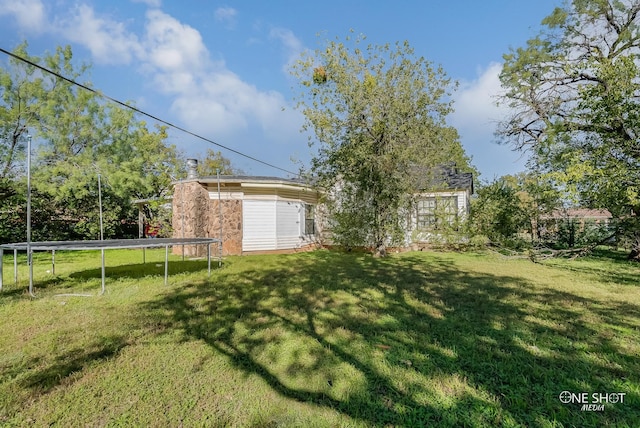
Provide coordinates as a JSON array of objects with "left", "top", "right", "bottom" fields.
[{"left": 559, "top": 391, "right": 627, "bottom": 412}]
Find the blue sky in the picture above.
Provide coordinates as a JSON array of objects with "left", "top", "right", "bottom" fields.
[{"left": 0, "top": 0, "right": 560, "bottom": 180}]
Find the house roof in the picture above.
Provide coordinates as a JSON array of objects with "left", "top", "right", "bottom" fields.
[
  {"left": 199, "top": 175, "right": 308, "bottom": 185},
  {"left": 174, "top": 166, "right": 473, "bottom": 194},
  {"left": 175, "top": 175, "right": 307, "bottom": 185},
  {"left": 174, "top": 175, "right": 317, "bottom": 192},
  {"left": 413, "top": 163, "right": 474, "bottom": 193}
]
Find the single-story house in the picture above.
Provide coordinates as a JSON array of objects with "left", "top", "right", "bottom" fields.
[
  {"left": 172, "top": 161, "right": 320, "bottom": 256},
  {"left": 172, "top": 160, "right": 473, "bottom": 255}
]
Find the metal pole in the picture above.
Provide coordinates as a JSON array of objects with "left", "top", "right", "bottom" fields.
[
  {"left": 140, "top": 203, "right": 146, "bottom": 264},
  {"left": 98, "top": 174, "right": 104, "bottom": 241},
  {"left": 217, "top": 169, "right": 223, "bottom": 257},
  {"left": 138, "top": 203, "right": 144, "bottom": 239},
  {"left": 14, "top": 249, "right": 17, "bottom": 285},
  {"left": 164, "top": 245, "right": 169, "bottom": 286},
  {"left": 51, "top": 250, "right": 55, "bottom": 276},
  {"left": 181, "top": 183, "right": 185, "bottom": 261},
  {"left": 100, "top": 249, "right": 105, "bottom": 295},
  {"left": 98, "top": 174, "right": 106, "bottom": 295},
  {"left": 0, "top": 249, "right": 3, "bottom": 290},
  {"left": 27, "top": 135, "right": 35, "bottom": 297}
]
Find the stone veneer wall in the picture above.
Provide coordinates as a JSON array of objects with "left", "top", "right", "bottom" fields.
[
  {"left": 172, "top": 181, "right": 243, "bottom": 256},
  {"left": 207, "top": 199, "right": 243, "bottom": 256},
  {"left": 172, "top": 181, "right": 210, "bottom": 257}
]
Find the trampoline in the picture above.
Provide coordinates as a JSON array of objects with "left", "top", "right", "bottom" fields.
[{"left": 0, "top": 237, "right": 222, "bottom": 296}]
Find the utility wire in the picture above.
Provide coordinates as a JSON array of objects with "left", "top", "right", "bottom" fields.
[{"left": 0, "top": 47, "right": 300, "bottom": 177}]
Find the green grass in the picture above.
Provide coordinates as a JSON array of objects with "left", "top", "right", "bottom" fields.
[{"left": 1, "top": 248, "right": 639, "bottom": 427}]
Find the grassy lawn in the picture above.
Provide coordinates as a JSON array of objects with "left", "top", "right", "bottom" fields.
[{"left": 0, "top": 247, "right": 639, "bottom": 427}]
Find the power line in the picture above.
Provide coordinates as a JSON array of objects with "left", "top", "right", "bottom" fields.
[{"left": 0, "top": 47, "right": 300, "bottom": 177}]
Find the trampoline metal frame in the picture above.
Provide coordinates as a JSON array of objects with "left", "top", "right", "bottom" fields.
[{"left": 0, "top": 237, "right": 222, "bottom": 296}]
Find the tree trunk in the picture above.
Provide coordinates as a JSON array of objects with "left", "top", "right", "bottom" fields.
[
  {"left": 629, "top": 231, "right": 640, "bottom": 261},
  {"left": 372, "top": 192, "right": 388, "bottom": 257},
  {"left": 373, "top": 243, "right": 387, "bottom": 258}
]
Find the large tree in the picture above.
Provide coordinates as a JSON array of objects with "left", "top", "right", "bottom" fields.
[
  {"left": 291, "top": 34, "right": 473, "bottom": 256},
  {"left": 470, "top": 173, "right": 562, "bottom": 248},
  {"left": 498, "top": 0, "right": 640, "bottom": 259},
  {"left": 0, "top": 44, "right": 183, "bottom": 241},
  {"left": 0, "top": 43, "right": 44, "bottom": 201}
]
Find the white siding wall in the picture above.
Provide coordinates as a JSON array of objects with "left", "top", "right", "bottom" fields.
[
  {"left": 242, "top": 200, "right": 276, "bottom": 251},
  {"left": 242, "top": 199, "right": 306, "bottom": 251},
  {"left": 197, "top": 180, "right": 319, "bottom": 253},
  {"left": 276, "top": 201, "right": 303, "bottom": 249}
]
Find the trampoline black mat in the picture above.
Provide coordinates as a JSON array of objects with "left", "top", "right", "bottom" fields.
[{"left": 0, "top": 237, "right": 220, "bottom": 251}]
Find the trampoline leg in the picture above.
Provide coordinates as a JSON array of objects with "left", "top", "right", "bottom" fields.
[
  {"left": 28, "top": 249, "right": 35, "bottom": 298},
  {"left": 0, "top": 249, "right": 3, "bottom": 291},
  {"left": 14, "top": 249, "right": 18, "bottom": 285},
  {"left": 164, "top": 245, "right": 169, "bottom": 286},
  {"left": 100, "top": 249, "right": 105, "bottom": 295},
  {"left": 207, "top": 243, "right": 211, "bottom": 277},
  {"left": 52, "top": 250, "right": 55, "bottom": 276}
]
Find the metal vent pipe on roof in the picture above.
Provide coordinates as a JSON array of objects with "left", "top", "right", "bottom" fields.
[{"left": 186, "top": 158, "right": 198, "bottom": 179}]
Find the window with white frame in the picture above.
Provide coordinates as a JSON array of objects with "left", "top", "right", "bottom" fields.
[
  {"left": 416, "top": 198, "right": 436, "bottom": 228},
  {"left": 416, "top": 196, "right": 458, "bottom": 229},
  {"left": 304, "top": 204, "right": 316, "bottom": 235}
]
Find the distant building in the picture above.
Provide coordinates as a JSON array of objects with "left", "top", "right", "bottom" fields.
[{"left": 540, "top": 208, "right": 613, "bottom": 229}]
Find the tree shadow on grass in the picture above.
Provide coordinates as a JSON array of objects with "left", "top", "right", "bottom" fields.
[
  {"left": 16, "top": 334, "right": 128, "bottom": 393},
  {"left": 8, "top": 259, "right": 219, "bottom": 295},
  {"left": 68, "top": 259, "right": 217, "bottom": 281},
  {"left": 1, "top": 249, "right": 218, "bottom": 296},
  {"left": 139, "top": 250, "right": 640, "bottom": 427},
  {"left": 540, "top": 247, "right": 640, "bottom": 287},
  {"left": 0, "top": 333, "right": 129, "bottom": 419}
]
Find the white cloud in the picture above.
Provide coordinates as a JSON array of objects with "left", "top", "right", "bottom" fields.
[
  {"left": 451, "top": 62, "right": 507, "bottom": 133},
  {"left": 137, "top": 10, "right": 302, "bottom": 141},
  {"left": 168, "top": 68, "right": 302, "bottom": 140},
  {"left": 214, "top": 6, "right": 237, "bottom": 28},
  {"left": 452, "top": 63, "right": 528, "bottom": 178},
  {"left": 56, "top": 4, "right": 142, "bottom": 65},
  {"left": 269, "top": 27, "right": 304, "bottom": 72},
  {"left": 1, "top": 1, "right": 304, "bottom": 169},
  {"left": 143, "top": 9, "right": 210, "bottom": 74},
  {"left": 131, "top": 0, "right": 162, "bottom": 7},
  {"left": 0, "top": 0, "right": 47, "bottom": 32}
]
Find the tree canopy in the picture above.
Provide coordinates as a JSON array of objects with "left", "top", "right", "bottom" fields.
[
  {"left": 470, "top": 173, "right": 563, "bottom": 248},
  {"left": 0, "top": 43, "right": 184, "bottom": 242},
  {"left": 498, "top": 0, "right": 640, "bottom": 258},
  {"left": 291, "top": 34, "right": 474, "bottom": 256},
  {"left": 196, "top": 149, "right": 239, "bottom": 177}
]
